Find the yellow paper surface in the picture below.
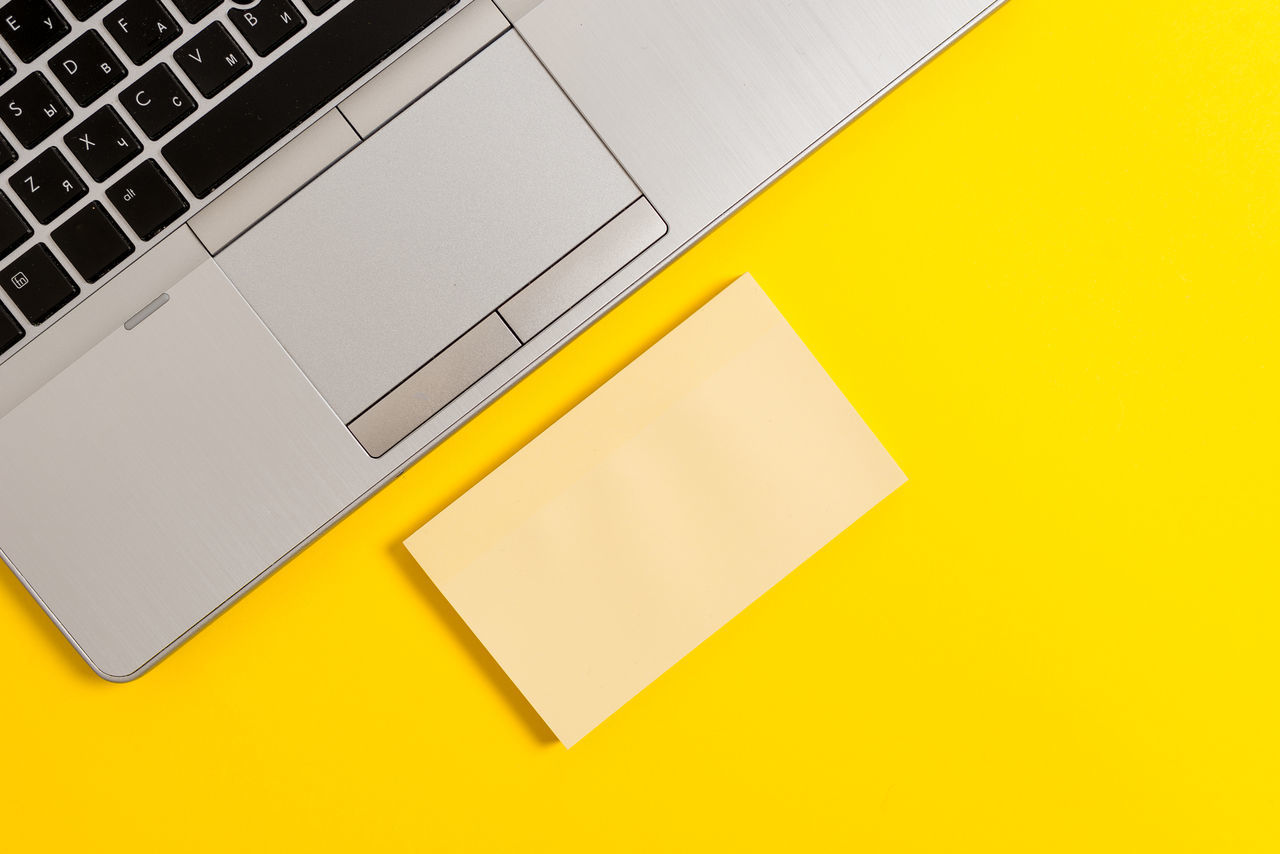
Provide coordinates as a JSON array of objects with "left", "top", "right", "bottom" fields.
[{"left": 406, "top": 275, "right": 905, "bottom": 745}]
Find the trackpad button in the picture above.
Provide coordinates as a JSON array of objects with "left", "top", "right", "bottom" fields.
[{"left": 215, "top": 31, "right": 640, "bottom": 424}]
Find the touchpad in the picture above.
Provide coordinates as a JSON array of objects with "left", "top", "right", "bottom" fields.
[{"left": 216, "top": 32, "right": 644, "bottom": 431}]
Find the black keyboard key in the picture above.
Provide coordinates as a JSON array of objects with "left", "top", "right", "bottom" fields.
[
  {"left": 50, "top": 31, "right": 128, "bottom": 107},
  {"left": 170, "top": 0, "right": 220, "bottom": 25},
  {"left": 120, "top": 63, "right": 195, "bottom": 139},
  {"left": 228, "top": 0, "right": 303, "bottom": 57},
  {"left": 0, "top": 132, "right": 15, "bottom": 170},
  {"left": 1, "top": 243, "right": 77, "bottom": 323},
  {"left": 0, "top": 49, "right": 13, "bottom": 86},
  {"left": 0, "top": 0, "right": 69, "bottom": 62},
  {"left": 106, "top": 158, "right": 187, "bottom": 239},
  {"left": 0, "top": 189, "right": 31, "bottom": 257},
  {"left": 300, "top": 0, "right": 339, "bottom": 12},
  {"left": 51, "top": 200, "right": 133, "bottom": 281},
  {"left": 60, "top": 0, "right": 112, "bottom": 21},
  {"left": 1, "top": 71, "right": 71, "bottom": 148},
  {"left": 0, "top": 299, "right": 21, "bottom": 354},
  {"left": 64, "top": 104, "right": 140, "bottom": 180},
  {"left": 10, "top": 146, "right": 86, "bottom": 223},
  {"left": 174, "top": 21, "right": 248, "bottom": 97},
  {"left": 164, "top": 0, "right": 460, "bottom": 198},
  {"left": 103, "top": 0, "right": 182, "bottom": 65}
]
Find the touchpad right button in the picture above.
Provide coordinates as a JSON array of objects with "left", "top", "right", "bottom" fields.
[
  {"left": 499, "top": 197, "right": 667, "bottom": 342},
  {"left": 214, "top": 31, "right": 640, "bottom": 424}
]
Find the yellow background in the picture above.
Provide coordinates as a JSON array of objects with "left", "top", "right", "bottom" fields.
[{"left": 3, "top": 1, "right": 1278, "bottom": 849}]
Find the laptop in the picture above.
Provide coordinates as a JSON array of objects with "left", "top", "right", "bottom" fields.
[{"left": 0, "top": 0, "right": 1005, "bottom": 680}]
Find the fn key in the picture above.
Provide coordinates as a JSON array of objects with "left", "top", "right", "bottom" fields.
[
  {"left": 1, "top": 244, "right": 79, "bottom": 325},
  {"left": 106, "top": 159, "right": 189, "bottom": 240}
]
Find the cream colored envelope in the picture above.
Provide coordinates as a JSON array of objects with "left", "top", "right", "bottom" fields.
[{"left": 405, "top": 274, "right": 906, "bottom": 746}]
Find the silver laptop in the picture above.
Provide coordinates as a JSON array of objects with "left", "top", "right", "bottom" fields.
[{"left": 0, "top": 0, "right": 1004, "bottom": 680}]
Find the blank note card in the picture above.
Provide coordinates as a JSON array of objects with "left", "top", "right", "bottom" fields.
[{"left": 405, "top": 274, "right": 906, "bottom": 746}]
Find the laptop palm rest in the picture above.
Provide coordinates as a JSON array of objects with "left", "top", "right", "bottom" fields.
[
  {"left": 215, "top": 31, "right": 665, "bottom": 457},
  {"left": 0, "top": 260, "right": 373, "bottom": 680}
]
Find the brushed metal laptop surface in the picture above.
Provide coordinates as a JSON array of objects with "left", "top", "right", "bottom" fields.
[
  {"left": 506, "top": 0, "right": 1001, "bottom": 236},
  {"left": 0, "top": 0, "right": 1006, "bottom": 679}
]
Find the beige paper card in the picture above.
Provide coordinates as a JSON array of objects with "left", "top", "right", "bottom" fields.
[{"left": 406, "top": 275, "right": 906, "bottom": 746}]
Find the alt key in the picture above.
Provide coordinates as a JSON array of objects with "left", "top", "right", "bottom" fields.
[{"left": 106, "top": 159, "right": 190, "bottom": 240}]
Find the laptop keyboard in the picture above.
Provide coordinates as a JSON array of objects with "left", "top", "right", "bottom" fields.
[{"left": 0, "top": 0, "right": 461, "bottom": 359}]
